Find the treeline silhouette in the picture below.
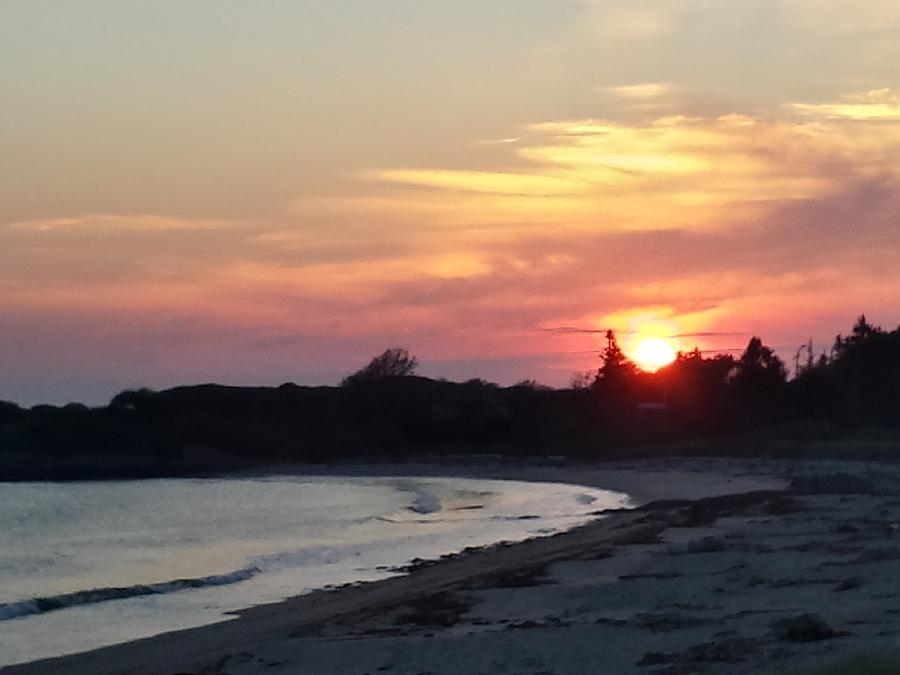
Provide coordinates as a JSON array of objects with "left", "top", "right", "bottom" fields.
[{"left": 1, "top": 316, "right": 899, "bottom": 480}]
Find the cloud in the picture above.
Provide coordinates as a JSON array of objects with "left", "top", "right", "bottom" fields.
[
  {"left": 607, "top": 83, "right": 671, "bottom": 99},
  {"left": 6, "top": 88, "right": 900, "bottom": 401},
  {"left": 367, "top": 168, "right": 586, "bottom": 196},
  {"left": 6, "top": 214, "right": 243, "bottom": 233},
  {"left": 369, "top": 99, "right": 900, "bottom": 238},
  {"left": 276, "top": 94, "right": 900, "bottom": 361},
  {"left": 477, "top": 137, "right": 521, "bottom": 145},
  {"left": 788, "top": 88, "right": 900, "bottom": 120}
]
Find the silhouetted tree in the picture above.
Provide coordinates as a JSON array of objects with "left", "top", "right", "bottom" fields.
[
  {"left": 569, "top": 371, "right": 595, "bottom": 390},
  {"left": 793, "top": 339, "right": 817, "bottom": 379},
  {"left": 593, "top": 330, "right": 639, "bottom": 427},
  {"left": 729, "top": 337, "right": 788, "bottom": 423},
  {"left": 827, "top": 315, "right": 900, "bottom": 424},
  {"left": 513, "top": 379, "right": 552, "bottom": 391},
  {"left": 735, "top": 337, "right": 787, "bottom": 381},
  {"left": 657, "top": 348, "right": 734, "bottom": 430},
  {"left": 342, "top": 348, "right": 419, "bottom": 386},
  {"left": 833, "top": 314, "right": 880, "bottom": 357},
  {"left": 597, "top": 330, "right": 635, "bottom": 383}
]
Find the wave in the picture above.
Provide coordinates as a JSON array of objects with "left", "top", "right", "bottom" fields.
[
  {"left": 408, "top": 489, "right": 441, "bottom": 514},
  {"left": 390, "top": 480, "right": 443, "bottom": 515},
  {"left": 0, "top": 566, "right": 260, "bottom": 621}
]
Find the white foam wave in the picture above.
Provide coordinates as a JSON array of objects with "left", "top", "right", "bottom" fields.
[{"left": 0, "top": 567, "right": 260, "bottom": 621}]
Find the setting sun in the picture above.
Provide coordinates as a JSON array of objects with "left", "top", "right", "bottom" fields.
[{"left": 632, "top": 337, "right": 677, "bottom": 371}]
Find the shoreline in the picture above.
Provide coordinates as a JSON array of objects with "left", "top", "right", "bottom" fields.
[
  {"left": 1, "top": 496, "right": 747, "bottom": 675},
  {"left": 241, "top": 456, "right": 789, "bottom": 505},
  {"left": 6, "top": 457, "right": 899, "bottom": 674}
]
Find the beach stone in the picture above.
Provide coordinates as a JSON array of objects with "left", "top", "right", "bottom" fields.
[{"left": 770, "top": 613, "right": 836, "bottom": 641}]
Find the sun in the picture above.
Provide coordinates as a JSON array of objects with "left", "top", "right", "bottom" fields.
[{"left": 632, "top": 337, "right": 677, "bottom": 372}]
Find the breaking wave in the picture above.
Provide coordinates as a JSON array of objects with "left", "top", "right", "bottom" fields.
[{"left": 0, "top": 566, "right": 260, "bottom": 621}]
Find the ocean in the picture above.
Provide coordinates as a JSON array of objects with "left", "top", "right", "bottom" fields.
[{"left": 0, "top": 474, "right": 630, "bottom": 666}]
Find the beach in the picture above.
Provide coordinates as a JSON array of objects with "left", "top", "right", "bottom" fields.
[{"left": 5, "top": 457, "right": 900, "bottom": 675}]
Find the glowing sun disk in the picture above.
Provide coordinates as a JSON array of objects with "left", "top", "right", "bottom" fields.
[{"left": 632, "top": 337, "right": 677, "bottom": 371}]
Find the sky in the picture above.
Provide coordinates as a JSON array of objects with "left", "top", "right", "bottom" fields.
[{"left": 3, "top": 1, "right": 900, "bottom": 405}]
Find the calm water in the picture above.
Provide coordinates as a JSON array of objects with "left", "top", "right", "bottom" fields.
[{"left": 0, "top": 475, "right": 630, "bottom": 666}]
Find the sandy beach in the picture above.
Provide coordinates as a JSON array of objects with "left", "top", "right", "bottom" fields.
[{"left": 5, "top": 457, "right": 900, "bottom": 675}]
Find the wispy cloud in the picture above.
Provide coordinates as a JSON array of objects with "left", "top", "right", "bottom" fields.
[
  {"left": 367, "top": 168, "right": 586, "bottom": 196},
  {"left": 543, "top": 326, "right": 608, "bottom": 335},
  {"left": 6, "top": 214, "right": 243, "bottom": 233},
  {"left": 545, "top": 326, "right": 744, "bottom": 338},
  {"left": 788, "top": 88, "right": 900, "bottom": 120},
  {"left": 370, "top": 102, "right": 900, "bottom": 237},
  {"left": 672, "top": 331, "right": 747, "bottom": 339},
  {"left": 477, "top": 137, "right": 521, "bottom": 145},
  {"left": 607, "top": 82, "right": 671, "bottom": 99}
]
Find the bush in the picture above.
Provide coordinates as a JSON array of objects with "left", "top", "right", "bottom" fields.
[{"left": 342, "top": 348, "right": 418, "bottom": 386}]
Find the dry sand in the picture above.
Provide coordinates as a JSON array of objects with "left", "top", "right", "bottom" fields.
[{"left": 4, "top": 457, "right": 900, "bottom": 675}]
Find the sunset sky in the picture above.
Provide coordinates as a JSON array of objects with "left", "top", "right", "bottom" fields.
[{"left": 3, "top": 1, "right": 900, "bottom": 405}]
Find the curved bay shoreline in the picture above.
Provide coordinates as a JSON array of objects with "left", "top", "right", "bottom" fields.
[{"left": 6, "top": 458, "right": 900, "bottom": 675}]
